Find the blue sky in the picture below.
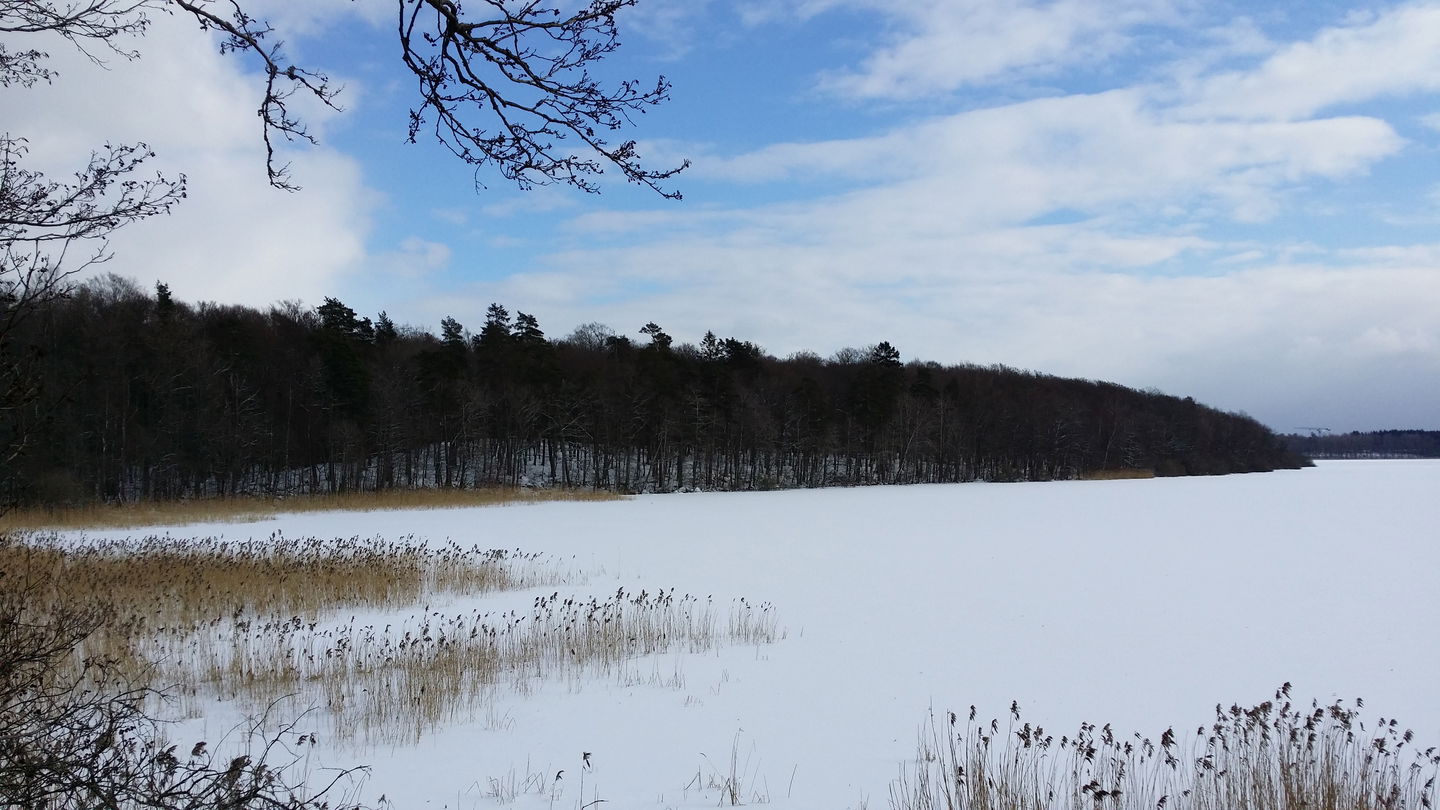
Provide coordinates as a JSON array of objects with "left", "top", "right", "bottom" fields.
[{"left": 5, "top": 0, "right": 1440, "bottom": 431}]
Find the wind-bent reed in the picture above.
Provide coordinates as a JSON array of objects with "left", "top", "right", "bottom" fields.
[{"left": 891, "top": 683, "right": 1440, "bottom": 810}]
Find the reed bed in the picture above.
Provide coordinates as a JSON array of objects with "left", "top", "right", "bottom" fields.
[
  {"left": 0, "top": 486, "right": 626, "bottom": 531},
  {"left": 233, "top": 588, "right": 779, "bottom": 746},
  {"left": 891, "top": 683, "right": 1440, "bottom": 810},
  {"left": 0, "top": 533, "right": 779, "bottom": 748},
  {"left": 3, "top": 533, "right": 550, "bottom": 625},
  {"left": 1076, "top": 469, "right": 1156, "bottom": 481}
]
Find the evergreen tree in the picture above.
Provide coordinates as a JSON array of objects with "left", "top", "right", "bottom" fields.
[
  {"left": 512, "top": 312, "right": 546, "bottom": 344},
  {"left": 312, "top": 297, "right": 372, "bottom": 419},
  {"left": 640, "top": 322, "right": 673, "bottom": 350},
  {"left": 375, "top": 311, "right": 398, "bottom": 346},
  {"left": 479, "top": 304, "right": 513, "bottom": 349},
  {"left": 154, "top": 282, "right": 176, "bottom": 323},
  {"left": 700, "top": 330, "right": 724, "bottom": 361}
]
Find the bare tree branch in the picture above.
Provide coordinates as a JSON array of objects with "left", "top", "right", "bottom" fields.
[
  {"left": 0, "top": 0, "right": 152, "bottom": 69},
  {"left": 168, "top": 0, "right": 340, "bottom": 191},
  {"left": 160, "top": 0, "right": 687, "bottom": 196},
  {"left": 4, "top": 1, "right": 686, "bottom": 193},
  {"left": 0, "top": 135, "right": 184, "bottom": 332},
  {"left": 0, "top": 134, "right": 184, "bottom": 480},
  {"left": 398, "top": 0, "right": 688, "bottom": 198}
]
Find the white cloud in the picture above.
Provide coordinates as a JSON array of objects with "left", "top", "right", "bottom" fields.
[
  {"left": 774, "top": 0, "right": 1440, "bottom": 113},
  {"left": 431, "top": 207, "right": 470, "bottom": 227},
  {"left": 466, "top": 227, "right": 1439, "bottom": 429},
  {"left": 1355, "top": 325, "right": 1438, "bottom": 355},
  {"left": 382, "top": 237, "right": 452, "bottom": 278},
  {"left": 239, "top": 0, "right": 391, "bottom": 38},
  {"left": 690, "top": 90, "right": 1402, "bottom": 225},
  {"left": 8, "top": 0, "right": 1438, "bottom": 433},
  {"left": 214, "top": 0, "right": 1440, "bottom": 434},
  {"left": 479, "top": 187, "right": 579, "bottom": 218},
  {"left": 1180, "top": 2, "right": 1440, "bottom": 120},
  {"left": 465, "top": 4, "right": 1440, "bottom": 431},
  {"left": 620, "top": 0, "right": 717, "bottom": 58},
  {"left": 0, "top": 12, "right": 375, "bottom": 308},
  {"left": 793, "top": 0, "right": 1179, "bottom": 99}
]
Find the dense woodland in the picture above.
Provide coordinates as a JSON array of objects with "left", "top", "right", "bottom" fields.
[
  {"left": 1282, "top": 430, "right": 1440, "bottom": 459},
  {"left": 0, "top": 276, "right": 1308, "bottom": 508}
]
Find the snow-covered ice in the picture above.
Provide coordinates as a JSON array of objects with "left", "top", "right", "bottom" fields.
[{"left": 77, "top": 460, "right": 1440, "bottom": 808}]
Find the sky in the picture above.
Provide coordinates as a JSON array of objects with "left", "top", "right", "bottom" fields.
[{"left": 4, "top": 0, "right": 1439, "bottom": 432}]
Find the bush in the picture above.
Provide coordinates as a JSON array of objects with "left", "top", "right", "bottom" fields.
[{"left": 0, "top": 557, "right": 368, "bottom": 809}]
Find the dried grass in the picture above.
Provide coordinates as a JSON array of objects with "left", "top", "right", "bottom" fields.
[
  {"left": 0, "top": 487, "right": 626, "bottom": 532},
  {"left": 891, "top": 684, "right": 1440, "bottom": 810},
  {"left": 1076, "top": 469, "right": 1156, "bottom": 481},
  {"left": 0, "top": 532, "right": 779, "bottom": 748}
]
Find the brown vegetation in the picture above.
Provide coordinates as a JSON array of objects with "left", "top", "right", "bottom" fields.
[
  {"left": 0, "top": 532, "right": 777, "bottom": 747},
  {"left": 1077, "top": 468, "right": 1157, "bottom": 481},
  {"left": 0, "top": 565, "right": 368, "bottom": 809},
  {"left": 891, "top": 684, "right": 1440, "bottom": 810},
  {"left": 0, "top": 486, "right": 625, "bottom": 532}
]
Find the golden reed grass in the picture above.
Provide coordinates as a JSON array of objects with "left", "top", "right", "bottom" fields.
[
  {"left": 891, "top": 684, "right": 1439, "bottom": 810},
  {"left": 0, "top": 532, "right": 778, "bottom": 748},
  {"left": 1077, "top": 469, "right": 1157, "bottom": 481},
  {"left": 0, "top": 486, "right": 626, "bottom": 532}
]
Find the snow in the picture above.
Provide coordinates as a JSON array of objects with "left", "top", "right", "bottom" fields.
[{"left": 76, "top": 460, "right": 1440, "bottom": 809}]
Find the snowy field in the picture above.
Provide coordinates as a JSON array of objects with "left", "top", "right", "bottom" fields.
[{"left": 78, "top": 460, "right": 1440, "bottom": 809}]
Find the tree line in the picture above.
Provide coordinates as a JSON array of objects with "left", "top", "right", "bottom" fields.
[
  {"left": 1282, "top": 430, "right": 1440, "bottom": 459},
  {"left": 0, "top": 275, "right": 1307, "bottom": 507}
]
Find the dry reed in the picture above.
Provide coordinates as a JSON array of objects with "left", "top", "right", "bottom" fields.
[
  {"left": 1076, "top": 469, "right": 1156, "bottom": 481},
  {"left": 0, "top": 486, "right": 626, "bottom": 532},
  {"left": 891, "top": 684, "right": 1440, "bottom": 810},
  {"left": 0, "top": 532, "right": 779, "bottom": 748}
]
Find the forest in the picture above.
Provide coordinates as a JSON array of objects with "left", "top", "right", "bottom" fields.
[
  {"left": 0, "top": 275, "right": 1308, "bottom": 508},
  {"left": 1281, "top": 430, "right": 1440, "bottom": 459}
]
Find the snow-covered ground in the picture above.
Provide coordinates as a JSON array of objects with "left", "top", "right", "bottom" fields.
[{"left": 79, "top": 460, "right": 1440, "bottom": 809}]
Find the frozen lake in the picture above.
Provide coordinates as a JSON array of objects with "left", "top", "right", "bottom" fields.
[{"left": 96, "top": 460, "right": 1440, "bottom": 808}]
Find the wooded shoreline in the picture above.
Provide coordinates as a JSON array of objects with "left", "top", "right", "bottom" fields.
[{"left": 2, "top": 277, "right": 1308, "bottom": 508}]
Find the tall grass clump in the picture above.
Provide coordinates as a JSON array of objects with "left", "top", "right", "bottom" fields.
[
  {"left": 891, "top": 684, "right": 1440, "bottom": 810},
  {"left": 0, "top": 533, "right": 780, "bottom": 747},
  {"left": 3, "top": 532, "right": 551, "bottom": 626},
  {"left": 306, "top": 589, "right": 778, "bottom": 745}
]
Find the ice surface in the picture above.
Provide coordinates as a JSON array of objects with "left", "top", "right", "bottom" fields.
[{"left": 77, "top": 460, "right": 1440, "bottom": 808}]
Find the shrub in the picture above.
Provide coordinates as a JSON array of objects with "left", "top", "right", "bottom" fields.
[{"left": 0, "top": 555, "right": 368, "bottom": 809}]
